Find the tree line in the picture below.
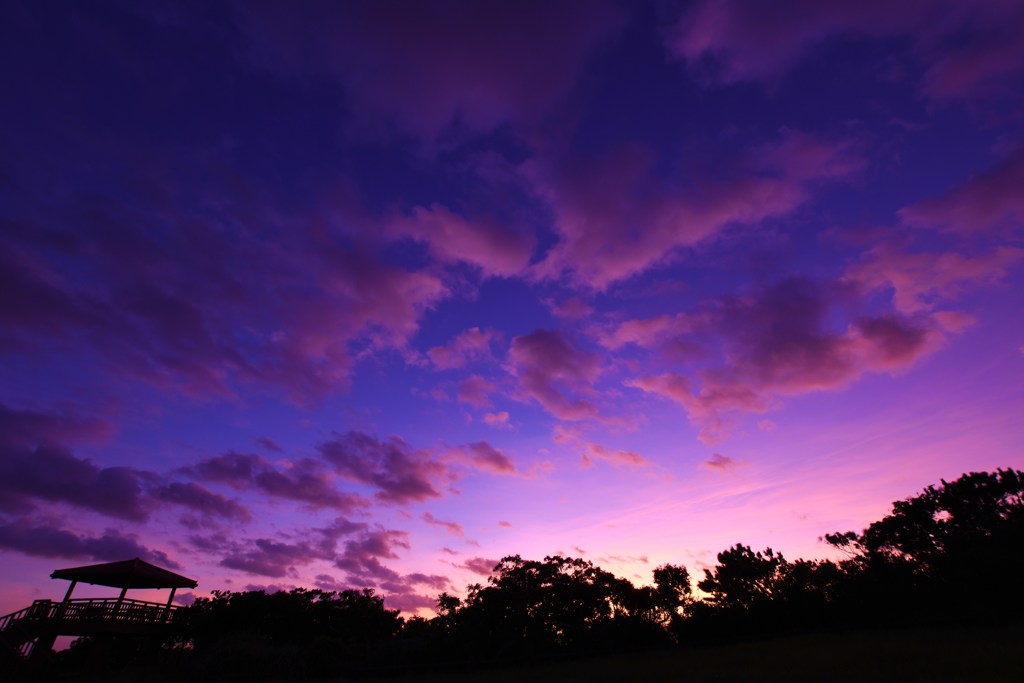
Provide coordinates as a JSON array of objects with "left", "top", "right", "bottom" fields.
[{"left": 44, "top": 468, "right": 1024, "bottom": 680}]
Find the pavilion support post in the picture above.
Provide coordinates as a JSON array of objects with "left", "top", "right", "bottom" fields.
[
  {"left": 162, "top": 587, "right": 177, "bottom": 622},
  {"left": 115, "top": 585, "right": 128, "bottom": 617},
  {"left": 57, "top": 580, "right": 78, "bottom": 620}
]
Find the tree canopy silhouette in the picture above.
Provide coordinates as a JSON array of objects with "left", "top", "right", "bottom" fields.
[
  {"left": 19, "top": 467, "right": 1023, "bottom": 681},
  {"left": 824, "top": 468, "right": 1024, "bottom": 623}
]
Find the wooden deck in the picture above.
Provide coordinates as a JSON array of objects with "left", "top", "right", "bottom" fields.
[{"left": 0, "top": 597, "right": 182, "bottom": 658}]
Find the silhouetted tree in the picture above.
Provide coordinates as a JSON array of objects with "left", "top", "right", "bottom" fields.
[
  {"left": 178, "top": 587, "right": 404, "bottom": 680},
  {"left": 825, "top": 468, "right": 1024, "bottom": 623},
  {"left": 697, "top": 544, "right": 788, "bottom": 611},
  {"left": 620, "top": 563, "right": 693, "bottom": 630},
  {"left": 442, "top": 555, "right": 660, "bottom": 661},
  {"left": 183, "top": 587, "right": 402, "bottom": 648},
  {"left": 653, "top": 563, "right": 692, "bottom": 615}
]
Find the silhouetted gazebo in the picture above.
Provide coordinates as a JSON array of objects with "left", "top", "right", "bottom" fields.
[{"left": 1, "top": 557, "right": 197, "bottom": 658}]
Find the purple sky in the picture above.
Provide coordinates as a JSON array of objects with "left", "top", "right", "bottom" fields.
[{"left": 2, "top": 0, "right": 1023, "bottom": 616}]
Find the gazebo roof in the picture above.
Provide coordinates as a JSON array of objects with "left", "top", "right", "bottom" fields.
[{"left": 50, "top": 557, "right": 198, "bottom": 589}]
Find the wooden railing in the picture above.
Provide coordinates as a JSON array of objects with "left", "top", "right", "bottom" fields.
[
  {"left": 1, "top": 598, "right": 182, "bottom": 658},
  {"left": 2, "top": 597, "right": 181, "bottom": 629}
]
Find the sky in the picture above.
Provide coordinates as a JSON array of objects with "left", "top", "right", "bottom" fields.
[{"left": 2, "top": 0, "right": 1023, "bottom": 617}]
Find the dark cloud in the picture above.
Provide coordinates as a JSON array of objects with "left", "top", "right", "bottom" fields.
[
  {"left": 221, "top": 538, "right": 310, "bottom": 578},
  {"left": 0, "top": 405, "right": 287, "bottom": 524},
  {"left": 150, "top": 482, "right": 251, "bottom": 522},
  {"left": 319, "top": 432, "right": 444, "bottom": 505},
  {"left": 0, "top": 443, "right": 148, "bottom": 520},
  {"left": 236, "top": 0, "right": 624, "bottom": 140},
  {"left": 0, "top": 403, "right": 115, "bottom": 451},
  {"left": 256, "top": 437, "right": 284, "bottom": 453},
  {"left": 188, "top": 532, "right": 232, "bottom": 553},
  {"left": 846, "top": 240, "right": 1022, "bottom": 316},
  {"left": 625, "top": 278, "right": 943, "bottom": 443},
  {"left": 334, "top": 529, "right": 411, "bottom": 585},
  {"left": 187, "top": 451, "right": 263, "bottom": 485},
  {"left": 381, "top": 592, "right": 439, "bottom": 614},
  {"left": 422, "top": 512, "right": 464, "bottom": 536},
  {"left": 462, "top": 442, "right": 516, "bottom": 474},
  {"left": 316, "top": 569, "right": 450, "bottom": 615},
  {"left": 185, "top": 451, "right": 366, "bottom": 511},
  {"left": 0, "top": 168, "right": 448, "bottom": 404},
  {"left": 441, "top": 441, "right": 517, "bottom": 475},
  {"left": 456, "top": 375, "right": 497, "bottom": 408},
  {"left": 377, "top": 570, "right": 450, "bottom": 613},
  {"left": 427, "top": 327, "right": 502, "bottom": 369},
  {"left": 459, "top": 557, "right": 499, "bottom": 576},
  {"left": 526, "top": 132, "right": 861, "bottom": 289},
  {"left": 0, "top": 520, "right": 179, "bottom": 568},
  {"left": 401, "top": 572, "right": 451, "bottom": 590},
  {"left": 704, "top": 453, "right": 738, "bottom": 471},
  {"left": 580, "top": 443, "right": 649, "bottom": 469},
  {"left": 393, "top": 206, "right": 535, "bottom": 278},
  {"left": 670, "top": 0, "right": 1024, "bottom": 105},
  {"left": 0, "top": 404, "right": 140, "bottom": 517},
  {"left": 173, "top": 591, "right": 196, "bottom": 606},
  {"left": 214, "top": 521, "right": 412, "bottom": 585},
  {"left": 900, "top": 145, "right": 1024, "bottom": 237},
  {"left": 508, "top": 330, "right": 603, "bottom": 421}
]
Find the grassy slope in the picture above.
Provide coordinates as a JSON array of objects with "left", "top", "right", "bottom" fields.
[{"left": 374, "top": 624, "right": 1024, "bottom": 683}]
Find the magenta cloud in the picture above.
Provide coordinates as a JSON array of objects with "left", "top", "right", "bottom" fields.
[
  {"left": 508, "top": 329, "right": 603, "bottom": 421},
  {"left": 0, "top": 444, "right": 148, "bottom": 520},
  {"left": 1, "top": 194, "right": 448, "bottom": 404},
  {"left": 185, "top": 451, "right": 364, "bottom": 511},
  {"left": 0, "top": 521, "right": 179, "bottom": 568},
  {"left": 670, "top": 0, "right": 1024, "bottom": 105},
  {"left": 704, "top": 454, "right": 739, "bottom": 472},
  {"left": 670, "top": 0, "right": 928, "bottom": 84},
  {"left": 442, "top": 441, "right": 517, "bottom": 476},
  {"left": 847, "top": 242, "right": 1023, "bottom": 315},
  {"left": 392, "top": 206, "right": 534, "bottom": 277},
  {"left": 456, "top": 375, "right": 498, "bottom": 408},
  {"left": 546, "top": 297, "right": 594, "bottom": 320},
  {"left": 483, "top": 411, "right": 511, "bottom": 428},
  {"left": 0, "top": 403, "right": 115, "bottom": 450},
  {"left": 334, "top": 529, "right": 411, "bottom": 584},
  {"left": 900, "top": 145, "right": 1024, "bottom": 237},
  {"left": 580, "top": 443, "right": 649, "bottom": 469},
  {"left": 527, "top": 131, "right": 861, "bottom": 289},
  {"left": 149, "top": 482, "right": 251, "bottom": 523},
  {"left": 319, "top": 432, "right": 446, "bottom": 505},
  {"left": 215, "top": 520, "right": 411, "bottom": 582},
  {"left": 459, "top": 557, "right": 499, "bottom": 577},
  {"left": 0, "top": 405, "right": 255, "bottom": 525},
  {"left": 428, "top": 327, "right": 503, "bottom": 370},
  {"left": 237, "top": 0, "right": 624, "bottom": 140},
  {"left": 624, "top": 278, "right": 946, "bottom": 443},
  {"left": 422, "top": 512, "right": 464, "bottom": 536},
  {"left": 0, "top": 405, "right": 139, "bottom": 519},
  {"left": 221, "top": 538, "right": 313, "bottom": 578}
]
